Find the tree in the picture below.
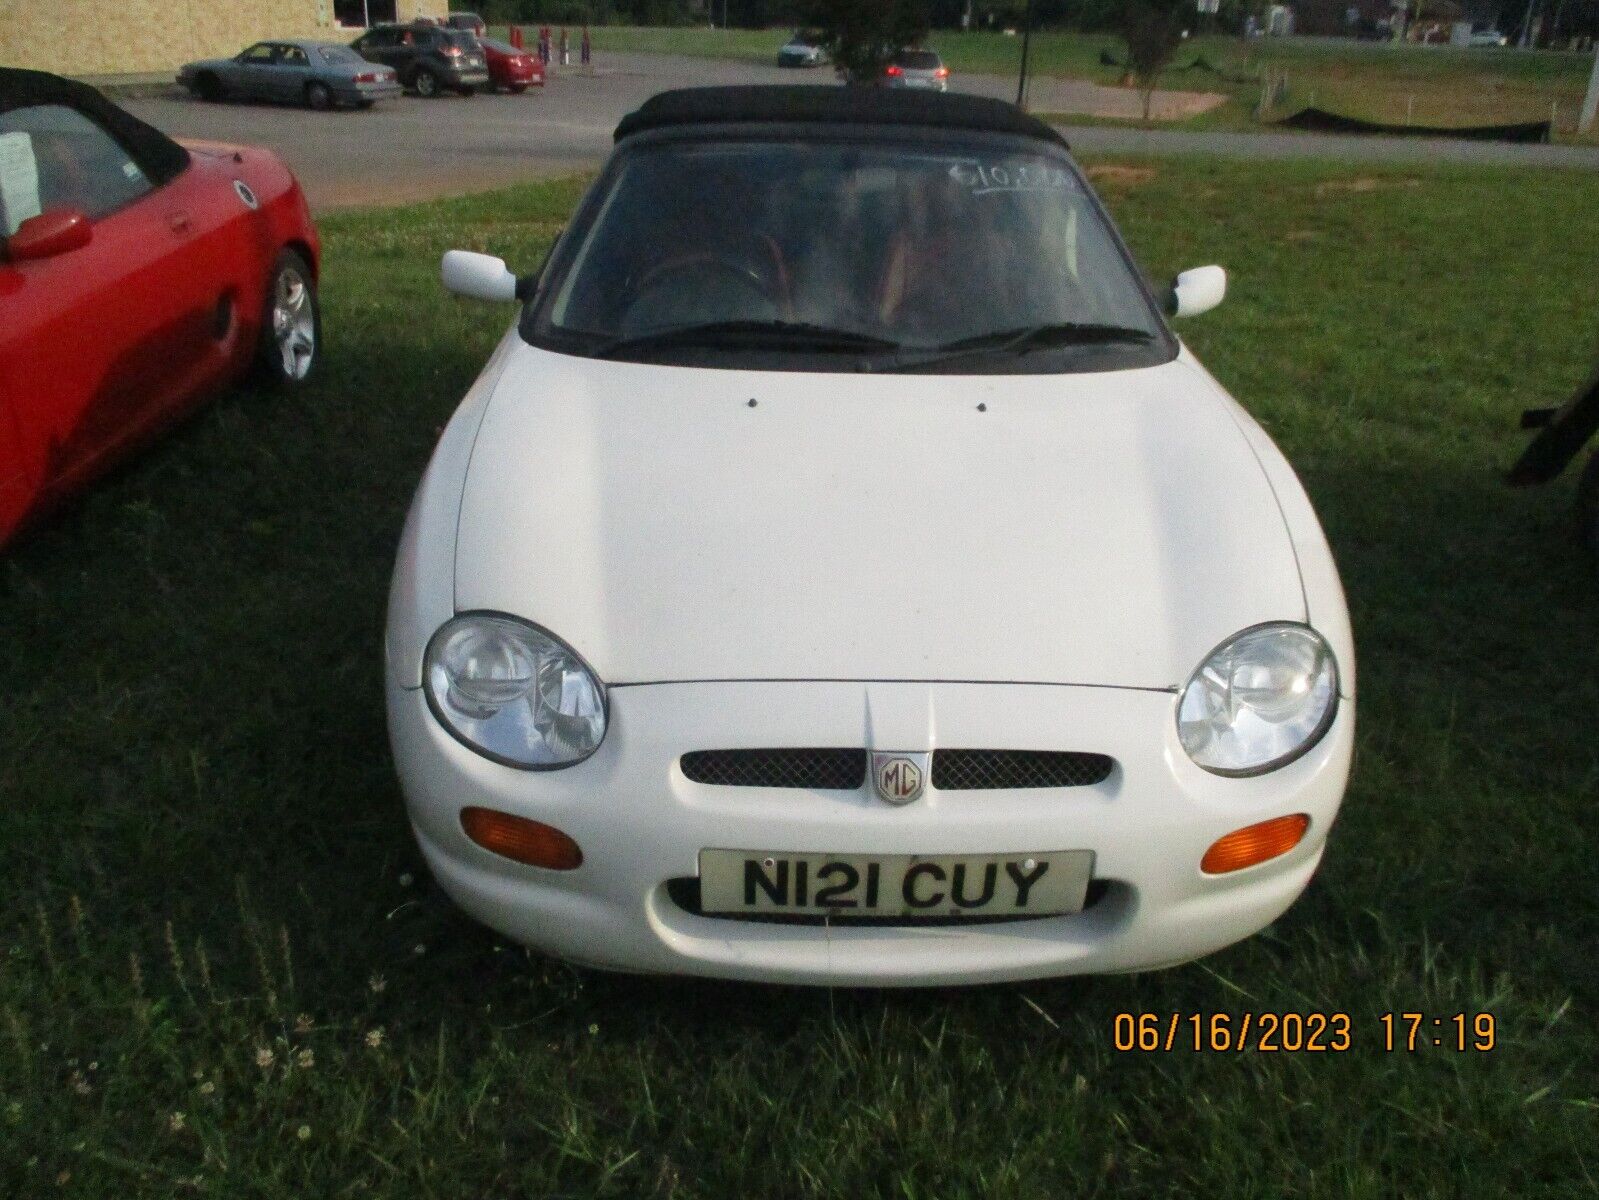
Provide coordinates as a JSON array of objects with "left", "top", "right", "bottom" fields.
[
  {"left": 1119, "top": 0, "right": 1186, "bottom": 121},
  {"left": 799, "top": 0, "right": 931, "bottom": 82}
]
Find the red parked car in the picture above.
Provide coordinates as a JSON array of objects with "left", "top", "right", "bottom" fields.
[
  {"left": 479, "top": 37, "right": 544, "bottom": 93},
  {"left": 0, "top": 69, "right": 321, "bottom": 548}
]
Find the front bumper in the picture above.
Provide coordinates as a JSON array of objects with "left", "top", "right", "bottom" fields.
[{"left": 389, "top": 678, "right": 1352, "bottom": 986}]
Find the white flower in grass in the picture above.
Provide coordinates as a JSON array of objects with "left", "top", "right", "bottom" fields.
[
  {"left": 255, "top": 1047, "right": 275, "bottom": 1069},
  {"left": 365, "top": 1027, "right": 385, "bottom": 1049},
  {"left": 297, "top": 1124, "right": 312, "bottom": 1141},
  {"left": 399, "top": 872, "right": 414, "bottom": 888},
  {"left": 368, "top": 973, "right": 387, "bottom": 995},
  {"left": 296, "top": 1049, "right": 315, "bottom": 1070},
  {"left": 168, "top": 1111, "right": 186, "bottom": 1133},
  {"left": 199, "top": 1081, "right": 216, "bottom": 1096}
]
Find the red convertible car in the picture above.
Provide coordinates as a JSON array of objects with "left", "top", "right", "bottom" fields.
[
  {"left": 0, "top": 69, "right": 321, "bottom": 548},
  {"left": 480, "top": 38, "right": 544, "bottom": 93}
]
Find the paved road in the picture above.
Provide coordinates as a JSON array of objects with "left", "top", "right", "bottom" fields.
[{"left": 123, "top": 51, "right": 1599, "bottom": 210}]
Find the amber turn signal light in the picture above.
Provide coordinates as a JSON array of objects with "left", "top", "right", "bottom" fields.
[
  {"left": 1201, "top": 814, "right": 1310, "bottom": 875},
  {"left": 461, "top": 807, "right": 583, "bottom": 870}
]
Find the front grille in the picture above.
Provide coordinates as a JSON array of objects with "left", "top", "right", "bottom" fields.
[
  {"left": 679, "top": 748, "right": 1112, "bottom": 791},
  {"left": 931, "top": 750, "right": 1113, "bottom": 791},
  {"left": 680, "top": 748, "right": 866, "bottom": 790}
]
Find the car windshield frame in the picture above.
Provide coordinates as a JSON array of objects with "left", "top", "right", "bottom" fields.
[{"left": 520, "top": 124, "right": 1177, "bottom": 375}]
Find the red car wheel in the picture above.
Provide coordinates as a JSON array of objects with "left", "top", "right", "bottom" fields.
[{"left": 257, "top": 250, "right": 320, "bottom": 386}]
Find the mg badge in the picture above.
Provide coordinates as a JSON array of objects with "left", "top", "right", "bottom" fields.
[{"left": 872, "top": 752, "right": 930, "bottom": 806}]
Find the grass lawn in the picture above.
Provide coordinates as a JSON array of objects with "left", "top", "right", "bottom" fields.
[
  {"left": 3, "top": 159, "right": 1599, "bottom": 1197},
  {"left": 580, "top": 25, "right": 1599, "bottom": 139}
]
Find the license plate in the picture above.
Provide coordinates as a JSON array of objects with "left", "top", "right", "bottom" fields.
[{"left": 698, "top": 850, "right": 1093, "bottom": 918}]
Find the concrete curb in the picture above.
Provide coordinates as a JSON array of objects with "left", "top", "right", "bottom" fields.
[{"left": 73, "top": 74, "right": 185, "bottom": 100}]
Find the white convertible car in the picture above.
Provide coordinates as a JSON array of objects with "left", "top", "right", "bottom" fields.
[{"left": 386, "top": 87, "right": 1355, "bottom": 986}]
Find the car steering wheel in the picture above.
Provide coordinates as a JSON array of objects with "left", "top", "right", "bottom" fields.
[{"left": 634, "top": 253, "right": 775, "bottom": 305}]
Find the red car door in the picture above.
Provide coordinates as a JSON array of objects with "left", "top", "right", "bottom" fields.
[{"left": 0, "top": 99, "right": 222, "bottom": 520}]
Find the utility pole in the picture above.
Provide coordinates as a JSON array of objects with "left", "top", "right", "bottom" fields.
[
  {"left": 1582, "top": 40, "right": 1599, "bottom": 134},
  {"left": 1016, "top": 0, "right": 1035, "bottom": 107},
  {"left": 1518, "top": 0, "right": 1539, "bottom": 48}
]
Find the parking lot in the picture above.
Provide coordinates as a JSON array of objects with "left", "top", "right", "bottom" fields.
[{"left": 123, "top": 50, "right": 1599, "bottom": 208}]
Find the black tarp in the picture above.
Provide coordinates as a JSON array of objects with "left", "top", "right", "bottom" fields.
[
  {"left": 1509, "top": 358, "right": 1599, "bottom": 486},
  {"left": 1277, "top": 106, "right": 1552, "bottom": 143},
  {"left": 0, "top": 68, "right": 190, "bottom": 186}
]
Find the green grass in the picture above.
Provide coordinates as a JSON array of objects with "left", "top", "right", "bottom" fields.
[
  {"left": 579, "top": 25, "right": 1599, "bottom": 139},
  {"left": 4, "top": 161, "right": 1599, "bottom": 1196}
]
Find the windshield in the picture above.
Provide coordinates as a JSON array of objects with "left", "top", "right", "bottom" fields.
[
  {"left": 896, "top": 51, "right": 942, "bottom": 69},
  {"left": 318, "top": 46, "right": 360, "bottom": 63},
  {"left": 481, "top": 38, "right": 516, "bottom": 54},
  {"left": 529, "top": 135, "right": 1170, "bottom": 373}
]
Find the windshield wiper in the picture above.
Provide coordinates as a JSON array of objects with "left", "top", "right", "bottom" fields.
[
  {"left": 886, "top": 322, "right": 1155, "bottom": 371},
  {"left": 594, "top": 320, "right": 902, "bottom": 359}
]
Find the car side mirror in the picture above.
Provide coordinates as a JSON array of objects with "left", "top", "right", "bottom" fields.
[
  {"left": 6, "top": 208, "right": 93, "bottom": 262},
  {"left": 1167, "top": 265, "right": 1226, "bottom": 318},
  {"left": 442, "top": 250, "right": 521, "bottom": 303}
]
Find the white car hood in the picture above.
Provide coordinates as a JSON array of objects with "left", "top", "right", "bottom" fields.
[{"left": 454, "top": 346, "right": 1304, "bottom": 690}]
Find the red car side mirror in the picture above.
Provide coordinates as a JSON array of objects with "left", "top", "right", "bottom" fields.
[{"left": 6, "top": 208, "right": 93, "bottom": 262}]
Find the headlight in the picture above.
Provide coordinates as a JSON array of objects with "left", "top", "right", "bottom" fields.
[
  {"left": 424, "top": 613, "right": 606, "bottom": 769},
  {"left": 1177, "top": 623, "right": 1338, "bottom": 776}
]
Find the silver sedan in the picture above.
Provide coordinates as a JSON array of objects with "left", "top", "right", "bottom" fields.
[
  {"left": 883, "top": 48, "right": 950, "bottom": 91},
  {"left": 178, "top": 41, "right": 402, "bottom": 110}
]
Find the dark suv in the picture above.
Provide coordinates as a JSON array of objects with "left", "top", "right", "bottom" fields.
[
  {"left": 446, "top": 12, "right": 487, "bottom": 36},
  {"left": 351, "top": 22, "right": 488, "bottom": 97}
]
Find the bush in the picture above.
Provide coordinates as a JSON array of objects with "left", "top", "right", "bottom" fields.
[{"left": 1119, "top": 0, "right": 1186, "bottom": 119}]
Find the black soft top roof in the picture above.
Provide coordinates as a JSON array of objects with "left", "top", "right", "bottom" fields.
[
  {"left": 0, "top": 68, "right": 189, "bottom": 186},
  {"left": 614, "top": 85, "right": 1069, "bottom": 149}
]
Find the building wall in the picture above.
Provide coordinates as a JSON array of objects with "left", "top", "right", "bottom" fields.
[{"left": 0, "top": 0, "right": 449, "bottom": 78}]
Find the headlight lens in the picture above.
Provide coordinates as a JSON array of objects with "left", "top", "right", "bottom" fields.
[
  {"left": 424, "top": 614, "right": 606, "bottom": 769},
  {"left": 1177, "top": 623, "right": 1338, "bottom": 776}
]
